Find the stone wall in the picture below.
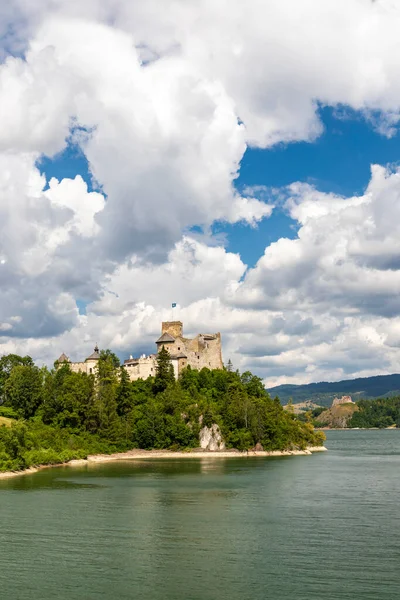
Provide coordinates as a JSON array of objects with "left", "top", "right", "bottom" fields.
[
  {"left": 157, "top": 323, "right": 223, "bottom": 375},
  {"left": 181, "top": 334, "right": 223, "bottom": 373},
  {"left": 69, "top": 362, "right": 88, "bottom": 374},
  {"left": 125, "top": 355, "right": 157, "bottom": 381},
  {"left": 162, "top": 321, "right": 183, "bottom": 338}
]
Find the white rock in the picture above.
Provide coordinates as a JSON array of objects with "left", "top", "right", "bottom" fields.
[{"left": 199, "top": 424, "right": 225, "bottom": 451}]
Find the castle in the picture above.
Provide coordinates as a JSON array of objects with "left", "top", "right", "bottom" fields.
[
  {"left": 125, "top": 321, "right": 223, "bottom": 380},
  {"left": 56, "top": 321, "right": 223, "bottom": 380},
  {"left": 56, "top": 346, "right": 101, "bottom": 376},
  {"left": 332, "top": 395, "right": 354, "bottom": 406}
]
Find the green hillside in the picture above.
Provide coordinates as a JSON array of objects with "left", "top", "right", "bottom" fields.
[{"left": 267, "top": 374, "right": 400, "bottom": 406}]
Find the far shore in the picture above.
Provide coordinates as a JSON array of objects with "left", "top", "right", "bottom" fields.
[
  {"left": 315, "top": 427, "right": 399, "bottom": 431},
  {"left": 0, "top": 446, "right": 327, "bottom": 480}
]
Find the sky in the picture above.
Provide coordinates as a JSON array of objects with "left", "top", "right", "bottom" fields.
[{"left": 2, "top": 0, "right": 400, "bottom": 386}]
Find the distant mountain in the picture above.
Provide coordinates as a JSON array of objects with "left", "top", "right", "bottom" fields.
[{"left": 267, "top": 374, "right": 400, "bottom": 407}]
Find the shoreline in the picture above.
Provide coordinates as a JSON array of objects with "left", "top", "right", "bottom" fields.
[
  {"left": 0, "top": 446, "right": 327, "bottom": 480},
  {"left": 315, "top": 427, "right": 399, "bottom": 430}
]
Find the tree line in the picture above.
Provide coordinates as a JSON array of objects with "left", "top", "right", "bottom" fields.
[
  {"left": 0, "top": 347, "right": 325, "bottom": 472},
  {"left": 348, "top": 397, "right": 400, "bottom": 429}
]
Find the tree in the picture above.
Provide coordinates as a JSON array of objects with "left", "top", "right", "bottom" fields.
[
  {"left": 116, "top": 367, "right": 133, "bottom": 417},
  {"left": 94, "top": 353, "right": 120, "bottom": 440},
  {"left": 4, "top": 364, "right": 43, "bottom": 419},
  {"left": 179, "top": 365, "right": 199, "bottom": 396},
  {"left": 153, "top": 347, "right": 175, "bottom": 394},
  {"left": 100, "top": 350, "right": 120, "bottom": 369},
  {"left": 226, "top": 359, "right": 233, "bottom": 372},
  {"left": 241, "top": 371, "right": 266, "bottom": 398},
  {"left": 41, "top": 364, "right": 95, "bottom": 430},
  {"left": 0, "top": 354, "right": 34, "bottom": 403}
]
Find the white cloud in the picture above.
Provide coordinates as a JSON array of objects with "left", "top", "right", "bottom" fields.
[
  {"left": 2, "top": 1, "right": 400, "bottom": 385},
  {"left": 0, "top": 153, "right": 104, "bottom": 337},
  {"left": 234, "top": 165, "right": 400, "bottom": 317}
]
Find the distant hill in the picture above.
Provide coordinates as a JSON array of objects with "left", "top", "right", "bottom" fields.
[{"left": 267, "top": 374, "right": 400, "bottom": 406}]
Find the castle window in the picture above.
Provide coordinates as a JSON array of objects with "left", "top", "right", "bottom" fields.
[
  {"left": 89, "top": 368, "right": 92, "bottom": 374},
  {"left": 151, "top": 368, "right": 153, "bottom": 372},
  {"left": 178, "top": 347, "right": 180, "bottom": 350}
]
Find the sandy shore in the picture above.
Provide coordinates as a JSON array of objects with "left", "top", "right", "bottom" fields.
[{"left": 0, "top": 446, "right": 327, "bottom": 480}]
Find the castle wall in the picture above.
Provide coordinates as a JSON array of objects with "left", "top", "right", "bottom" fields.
[
  {"left": 171, "top": 358, "right": 179, "bottom": 379},
  {"left": 85, "top": 359, "right": 99, "bottom": 375},
  {"left": 125, "top": 356, "right": 157, "bottom": 381},
  {"left": 69, "top": 361, "right": 99, "bottom": 376},
  {"left": 124, "top": 355, "right": 180, "bottom": 381},
  {"left": 157, "top": 328, "right": 223, "bottom": 375},
  {"left": 183, "top": 335, "right": 223, "bottom": 373},
  {"left": 69, "top": 362, "right": 88, "bottom": 374}
]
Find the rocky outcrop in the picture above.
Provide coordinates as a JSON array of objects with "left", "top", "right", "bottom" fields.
[
  {"left": 315, "top": 402, "right": 358, "bottom": 428},
  {"left": 252, "top": 442, "right": 264, "bottom": 452},
  {"left": 199, "top": 424, "right": 226, "bottom": 451}
]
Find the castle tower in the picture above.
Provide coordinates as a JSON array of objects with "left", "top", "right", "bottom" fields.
[
  {"left": 85, "top": 344, "right": 100, "bottom": 375},
  {"left": 161, "top": 321, "right": 183, "bottom": 338}
]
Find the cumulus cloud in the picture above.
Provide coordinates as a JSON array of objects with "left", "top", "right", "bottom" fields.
[
  {"left": 4, "top": 1, "right": 400, "bottom": 147},
  {"left": 2, "top": 1, "right": 400, "bottom": 385},
  {"left": 0, "top": 153, "right": 105, "bottom": 337},
  {"left": 224, "top": 165, "right": 400, "bottom": 384},
  {"left": 235, "top": 165, "right": 400, "bottom": 317}
]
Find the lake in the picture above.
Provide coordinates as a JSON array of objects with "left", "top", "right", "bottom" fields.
[{"left": 1, "top": 430, "right": 400, "bottom": 600}]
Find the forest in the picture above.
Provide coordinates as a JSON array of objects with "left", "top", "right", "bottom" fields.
[
  {"left": 0, "top": 348, "right": 325, "bottom": 472},
  {"left": 348, "top": 397, "right": 400, "bottom": 429}
]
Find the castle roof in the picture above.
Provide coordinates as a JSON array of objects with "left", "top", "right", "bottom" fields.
[
  {"left": 85, "top": 345, "right": 100, "bottom": 361},
  {"left": 124, "top": 358, "right": 139, "bottom": 365},
  {"left": 170, "top": 352, "right": 187, "bottom": 359},
  {"left": 156, "top": 332, "right": 175, "bottom": 344},
  {"left": 57, "top": 353, "right": 70, "bottom": 363}
]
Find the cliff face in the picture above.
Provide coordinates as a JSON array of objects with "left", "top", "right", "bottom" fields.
[
  {"left": 199, "top": 424, "right": 226, "bottom": 451},
  {"left": 315, "top": 403, "right": 358, "bottom": 428}
]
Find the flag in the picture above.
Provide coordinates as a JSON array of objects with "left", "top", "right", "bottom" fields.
[{"left": 172, "top": 303, "right": 177, "bottom": 308}]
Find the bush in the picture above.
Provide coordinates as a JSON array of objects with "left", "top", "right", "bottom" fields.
[{"left": 0, "top": 406, "right": 17, "bottom": 419}]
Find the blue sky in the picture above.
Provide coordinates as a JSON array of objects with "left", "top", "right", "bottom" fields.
[{"left": 221, "top": 106, "right": 400, "bottom": 267}]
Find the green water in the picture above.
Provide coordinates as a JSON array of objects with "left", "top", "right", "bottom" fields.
[{"left": 1, "top": 431, "right": 400, "bottom": 600}]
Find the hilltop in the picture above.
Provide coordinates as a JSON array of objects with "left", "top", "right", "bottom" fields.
[
  {"left": 314, "top": 403, "right": 359, "bottom": 429},
  {"left": 267, "top": 373, "right": 400, "bottom": 406}
]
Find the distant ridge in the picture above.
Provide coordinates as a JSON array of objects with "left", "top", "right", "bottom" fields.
[{"left": 267, "top": 373, "right": 400, "bottom": 406}]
